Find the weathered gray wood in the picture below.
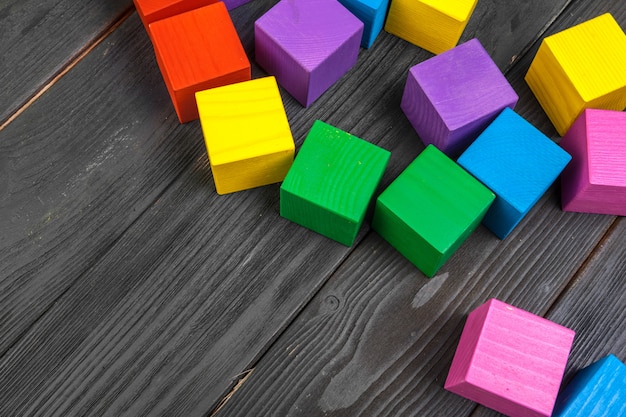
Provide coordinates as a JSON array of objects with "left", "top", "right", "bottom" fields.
[
  {"left": 213, "top": 1, "right": 626, "bottom": 416},
  {"left": 0, "top": 0, "right": 133, "bottom": 123}
]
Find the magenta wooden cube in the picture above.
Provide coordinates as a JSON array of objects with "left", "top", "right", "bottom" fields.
[
  {"left": 254, "top": 0, "right": 364, "bottom": 107},
  {"left": 445, "top": 299, "right": 575, "bottom": 417},
  {"left": 401, "top": 38, "right": 518, "bottom": 157},
  {"left": 560, "top": 109, "right": 626, "bottom": 216}
]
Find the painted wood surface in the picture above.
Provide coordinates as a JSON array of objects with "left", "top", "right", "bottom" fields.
[
  {"left": 1, "top": 1, "right": 625, "bottom": 417},
  {"left": 384, "top": 0, "right": 478, "bottom": 54},
  {"left": 337, "top": 0, "right": 390, "bottom": 48},
  {"left": 525, "top": 13, "right": 626, "bottom": 135},
  {"left": 0, "top": 0, "right": 133, "bottom": 124},
  {"left": 560, "top": 109, "right": 626, "bottom": 216},
  {"left": 457, "top": 108, "right": 572, "bottom": 239},
  {"left": 400, "top": 38, "right": 518, "bottom": 157},
  {"left": 280, "top": 121, "right": 390, "bottom": 246},
  {"left": 133, "top": 0, "right": 219, "bottom": 27},
  {"left": 372, "top": 145, "right": 494, "bottom": 277},
  {"left": 254, "top": 0, "right": 363, "bottom": 106},
  {"left": 196, "top": 76, "right": 294, "bottom": 194},
  {"left": 445, "top": 298, "right": 575, "bottom": 417},
  {"left": 148, "top": 2, "right": 251, "bottom": 122}
]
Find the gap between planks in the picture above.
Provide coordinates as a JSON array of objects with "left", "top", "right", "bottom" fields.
[{"left": 0, "top": 6, "right": 136, "bottom": 133}]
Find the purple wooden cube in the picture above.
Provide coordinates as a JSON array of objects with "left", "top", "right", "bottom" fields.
[
  {"left": 255, "top": 0, "right": 364, "bottom": 107},
  {"left": 401, "top": 38, "right": 518, "bottom": 157},
  {"left": 560, "top": 109, "right": 626, "bottom": 216}
]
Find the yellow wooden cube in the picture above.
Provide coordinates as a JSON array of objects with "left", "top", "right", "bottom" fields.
[
  {"left": 526, "top": 13, "right": 626, "bottom": 136},
  {"left": 196, "top": 76, "right": 295, "bottom": 194},
  {"left": 384, "top": 0, "right": 478, "bottom": 54}
]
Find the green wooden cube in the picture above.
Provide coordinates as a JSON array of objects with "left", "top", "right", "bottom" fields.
[
  {"left": 372, "top": 145, "right": 494, "bottom": 277},
  {"left": 280, "top": 120, "right": 391, "bottom": 246}
]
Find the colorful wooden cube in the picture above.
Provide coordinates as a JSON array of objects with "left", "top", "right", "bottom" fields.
[
  {"left": 525, "top": 13, "right": 626, "bottom": 136},
  {"left": 401, "top": 38, "right": 518, "bottom": 157},
  {"left": 255, "top": 0, "right": 363, "bottom": 107},
  {"left": 135, "top": 0, "right": 253, "bottom": 29},
  {"left": 560, "top": 109, "right": 626, "bottom": 216},
  {"left": 457, "top": 108, "right": 572, "bottom": 239},
  {"left": 196, "top": 76, "right": 294, "bottom": 194},
  {"left": 149, "top": 2, "right": 250, "bottom": 123},
  {"left": 384, "top": 0, "right": 477, "bottom": 54},
  {"left": 280, "top": 121, "right": 390, "bottom": 246},
  {"left": 337, "top": 0, "right": 390, "bottom": 48},
  {"left": 372, "top": 145, "right": 494, "bottom": 277},
  {"left": 552, "top": 354, "right": 626, "bottom": 417},
  {"left": 134, "top": 0, "right": 218, "bottom": 28},
  {"left": 445, "top": 298, "right": 576, "bottom": 417}
]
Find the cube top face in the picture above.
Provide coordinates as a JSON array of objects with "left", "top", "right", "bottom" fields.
[
  {"left": 458, "top": 108, "right": 572, "bottom": 213},
  {"left": 446, "top": 298, "right": 575, "bottom": 417},
  {"left": 134, "top": 0, "right": 218, "bottom": 26},
  {"left": 553, "top": 354, "right": 626, "bottom": 417},
  {"left": 545, "top": 13, "right": 626, "bottom": 102},
  {"left": 196, "top": 77, "right": 294, "bottom": 166},
  {"left": 281, "top": 120, "right": 390, "bottom": 223},
  {"left": 408, "top": 38, "right": 518, "bottom": 133},
  {"left": 420, "top": 0, "right": 477, "bottom": 22},
  {"left": 148, "top": 3, "right": 250, "bottom": 92},
  {"left": 255, "top": 0, "right": 364, "bottom": 72},
  {"left": 377, "top": 145, "right": 494, "bottom": 253}
]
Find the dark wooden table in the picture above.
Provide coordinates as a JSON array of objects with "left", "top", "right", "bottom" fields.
[{"left": 1, "top": 1, "right": 624, "bottom": 416}]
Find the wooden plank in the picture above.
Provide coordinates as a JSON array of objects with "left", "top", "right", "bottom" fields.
[
  {"left": 213, "top": 1, "right": 626, "bottom": 416},
  {"left": 0, "top": 0, "right": 133, "bottom": 124}
]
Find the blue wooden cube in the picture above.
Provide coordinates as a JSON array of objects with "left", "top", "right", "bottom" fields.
[
  {"left": 457, "top": 108, "right": 571, "bottom": 239},
  {"left": 552, "top": 354, "right": 626, "bottom": 417},
  {"left": 338, "top": 0, "right": 389, "bottom": 48}
]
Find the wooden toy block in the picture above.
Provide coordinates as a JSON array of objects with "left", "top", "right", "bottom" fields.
[
  {"left": 280, "top": 120, "right": 390, "bottom": 246},
  {"left": 196, "top": 76, "right": 294, "bottom": 194},
  {"left": 384, "top": 0, "right": 477, "bottom": 54},
  {"left": 552, "top": 354, "right": 626, "bottom": 417},
  {"left": 134, "top": 0, "right": 253, "bottom": 29},
  {"left": 401, "top": 38, "right": 518, "bottom": 157},
  {"left": 525, "top": 13, "right": 626, "bottom": 136},
  {"left": 560, "top": 109, "right": 626, "bottom": 216},
  {"left": 148, "top": 2, "right": 250, "bottom": 123},
  {"left": 457, "top": 108, "right": 571, "bottom": 239},
  {"left": 445, "top": 298, "right": 575, "bottom": 417},
  {"left": 337, "top": 0, "right": 390, "bottom": 48},
  {"left": 254, "top": 0, "right": 363, "bottom": 107},
  {"left": 371, "top": 145, "right": 494, "bottom": 277},
  {"left": 133, "top": 0, "right": 218, "bottom": 29}
]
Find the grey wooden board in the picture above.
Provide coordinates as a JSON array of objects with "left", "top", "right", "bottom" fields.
[
  {"left": 1, "top": 0, "right": 624, "bottom": 417},
  {"left": 0, "top": 0, "right": 133, "bottom": 123},
  {"left": 214, "top": 0, "right": 626, "bottom": 416}
]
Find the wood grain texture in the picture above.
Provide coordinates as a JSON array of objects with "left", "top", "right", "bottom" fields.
[
  {"left": 457, "top": 108, "right": 572, "bottom": 239},
  {"left": 525, "top": 13, "right": 626, "bottom": 135},
  {"left": 148, "top": 2, "right": 251, "bottom": 123},
  {"left": 445, "top": 299, "right": 575, "bottom": 417},
  {"left": 2, "top": 1, "right": 626, "bottom": 417},
  {"left": 0, "top": 0, "right": 133, "bottom": 124},
  {"left": 400, "top": 38, "right": 518, "bottom": 157},
  {"left": 372, "top": 145, "right": 494, "bottom": 277},
  {"left": 552, "top": 354, "right": 626, "bottom": 417},
  {"left": 384, "top": 0, "right": 478, "bottom": 54},
  {"left": 196, "top": 76, "right": 294, "bottom": 194},
  {"left": 254, "top": 0, "right": 364, "bottom": 106},
  {"left": 280, "top": 120, "right": 390, "bottom": 246},
  {"left": 560, "top": 109, "right": 626, "bottom": 216}
]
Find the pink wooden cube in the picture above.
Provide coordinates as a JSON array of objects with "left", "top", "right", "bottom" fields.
[
  {"left": 560, "top": 109, "right": 626, "bottom": 216},
  {"left": 445, "top": 299, "right": 575, "bottom": 417}
]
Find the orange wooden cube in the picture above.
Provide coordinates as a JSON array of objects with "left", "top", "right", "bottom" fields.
[
  {"left": 134, "top": 0, "right": 220, "bottom": 29},
  {"left": 148, "top": 2, "right": 251, "bottom": 123}
]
